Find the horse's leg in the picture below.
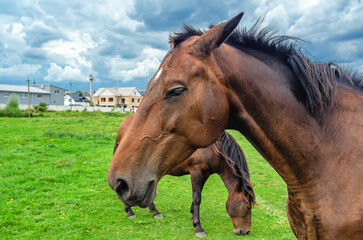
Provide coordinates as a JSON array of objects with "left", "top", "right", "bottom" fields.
[
  {"left": 190, "top": 172, "right": 209, "bottom": 237},
  {"left": 190, "top": 201, "right": 194, "bottom": 215},
  {"left": 124, "top": 204, "right": 136, "bottom": 218},
  {"left": 148, "top": 202, "right": 163, "bottom": 219}
]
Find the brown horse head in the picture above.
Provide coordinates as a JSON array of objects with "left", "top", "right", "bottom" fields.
[
  {"left": 226, "top": 193, "right": 252, "bottom": 235},
  {"left": 212, "top": 131, "right": 254, "bottom": 235},
  {"left": 108, "top": 13, "right": 244, "bottom": 207}
]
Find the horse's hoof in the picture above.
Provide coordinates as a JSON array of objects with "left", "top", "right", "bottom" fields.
[
  {"left": 154, "top": 214, "right": 163, "bottom": 219},
  {"left": 127, "top": 215, "right": 136, "bottom": 219},
  {"left": 195, "top": 232, "right": 207, "bottom": 238}
]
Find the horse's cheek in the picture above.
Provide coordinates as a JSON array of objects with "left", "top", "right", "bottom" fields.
[
  {"left": 204, "top": 84, "right": 229, "bottom": 130},
  {"left": 187, "top": 85, "right": 228, "bottom": 147}
]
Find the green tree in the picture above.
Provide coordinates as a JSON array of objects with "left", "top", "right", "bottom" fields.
[{"left": 1, "top": 93, "right": 22, "bottom": 117}]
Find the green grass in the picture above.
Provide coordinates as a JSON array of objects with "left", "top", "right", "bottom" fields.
[{"left": 0, "top": 112, "right": 295, "bottom": 239}]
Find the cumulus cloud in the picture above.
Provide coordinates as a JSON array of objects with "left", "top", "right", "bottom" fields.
[
  {"left": 109, "top": 57, "right": 160, "bottom": 82},
  {"left": 22, "top": 20, "right": 63, "bottom": 47},
  {"left": 43, "top": 33, "right": 96, "bottom": 58},
  {"left": 143, "top": 47, "right": 168, "bottom": 60},
  {"left": 0, "top": 63, "right": 42, "bottom": 77},
  {"left": 0, "top": 0, "right": 361, "bottom": 90},
  {"left": 263, "top": 5, "right": 289, "bottom": 31},
  {"left": 44, "top": 63, "right": 88, "bottom": 82},
  {"left": 41, "top": 32, "right": 95, "bottom": 82}
]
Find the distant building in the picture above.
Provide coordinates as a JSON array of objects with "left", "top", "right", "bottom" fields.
[
  {"left": 82, "top": 92, "right": 91, "bottom": 101},
  {"left": 64, "top": 93, "right": 90, "bottom": 107},
  {"left": 32, "top": 84, "right": 67, "bottom": 105},
  {"left": 93, "top": 87, "right": 143, "bottom": 108},
  {"left": 0, "top": 84, "right": 67, "bottom": 106},
  {"left": 0, "top": 84, "right": 51, "bottom": 105}
]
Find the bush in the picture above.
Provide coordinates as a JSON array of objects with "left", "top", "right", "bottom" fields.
[
  {"left": 22, "top": 110, "right": 33, "bottom": 117},
  {"left": 39, "top": 102, "right": 47, "bottom": 108},
  {"left": 34, "top": 102, "right": 48, "bottom": 112},
  {"left": 34, "top": 105, "right": 47, "bottom": 112},
  {"left": 0, "top": 94, "right": 23, "bottom": 117},
  {"left": 7, "top": 93, "right": 20, "bottom": 108}
]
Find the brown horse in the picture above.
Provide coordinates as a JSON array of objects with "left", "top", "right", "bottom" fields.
[
  {"left": 108, "top": 12, "right": 363, "bottom": 239},
  {"left": 113, "top": 115, "right": 255, "bottom": 236}
]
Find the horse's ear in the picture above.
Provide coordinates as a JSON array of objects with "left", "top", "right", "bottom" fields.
[
  {"left": 169, "top": 39, "right": 175, "bottom": 49},
  {"left": 194, "top": 12, "right": 244, "bottom": 55}
]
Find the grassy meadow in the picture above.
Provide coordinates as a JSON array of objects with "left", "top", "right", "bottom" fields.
[{"left": 0, "top": 112, "right": 295, "bottom": 239}]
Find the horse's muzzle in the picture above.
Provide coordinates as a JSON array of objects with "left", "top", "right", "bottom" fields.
[
  {"left": 109, "top": 174, "right": 156, "bottom": 208},
  {"left": 233, "top": 228, "right": 250, "bottom": 236}
]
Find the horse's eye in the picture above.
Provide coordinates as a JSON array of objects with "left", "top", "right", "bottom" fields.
[
  {"left": 247, "top": 206, "right": 252, "bottom": 210},
  {"left": 165, "top": 87, "right": 187, "bottom": 99}
]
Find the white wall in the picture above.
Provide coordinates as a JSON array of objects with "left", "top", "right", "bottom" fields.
[
  {"left": 64, "top": 95, "right": 90, "bottom": 107},
  {"left": 0, "top": 104, "right": 137, "bottom": 113}
]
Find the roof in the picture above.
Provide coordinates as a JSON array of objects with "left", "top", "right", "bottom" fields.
[
  {"left": 66, "top": 93, "right": 90, "bottom": 102},
  {"left": 93, "top": 87, "right": 141, "bottom": 97},
  {"left": 93, "top": 88, "right": 105, "bottom": 97},
  {"left": 32, "top": 84, "right": 68, "bottom": 91},
  {"left": 0, "top": 84, "right": 50, "bottom": 94}
]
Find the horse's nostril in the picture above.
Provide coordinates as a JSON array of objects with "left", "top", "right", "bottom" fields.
[
  {"left": 115, "top": 177, "right": 130, "bottom": 199},
  {"left": 246, "top": 230, "right": 250, "bottom": 235}
]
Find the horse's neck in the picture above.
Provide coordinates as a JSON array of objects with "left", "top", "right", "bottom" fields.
[
  {"left": 216, "top": 46, "right": 363, "bottom": 191},
  {"left": 215, "top": 47, "right": 321, "bottom": 188},
  {"left": 217, "top": 159, "right": 243, "bottom": 195}
]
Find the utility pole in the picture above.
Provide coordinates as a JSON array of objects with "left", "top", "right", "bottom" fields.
[
  {"left": 27, "top": 76, "right": 30, "bottom": 118},
  {"left": 89, "top": 74, "right": 93, "bottom": 106},
  {"left": 70, "top": 82, "right": 72, "bottom": 111}
]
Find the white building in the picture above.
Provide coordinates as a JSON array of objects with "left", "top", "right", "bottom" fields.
[{"left": 64, "top": 93, "right": 90, "bottom": 107}]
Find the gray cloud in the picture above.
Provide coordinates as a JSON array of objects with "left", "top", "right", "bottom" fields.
[
  {"left": 23, "top": 23, "right": 64, "bottom": 47},
  {"left": 0, "top": 1, "right": 21, "bottom": 16},
  {"left": 0, "top": 0, "right": 361, "bottom": 91},
  {"left": 23, "top": 48, "right": 48, "bottom": 61},
  {"left": 128, "top": 0, "right": 255, "bottom": 31}
]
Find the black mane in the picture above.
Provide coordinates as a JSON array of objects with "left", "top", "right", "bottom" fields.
[
  {"left": 169, "top": 19, "right": 363, "bottom": 116},
  {"left": 212, "top": 131, "right": 255, "bottom": 204}
]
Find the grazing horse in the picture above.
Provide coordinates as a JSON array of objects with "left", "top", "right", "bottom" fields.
[
  {"left": 108, "top": 12, "right": 363, "bottom": 240},
  {"left": 113, "top": 114, "right": 255, "bottom": 236}
]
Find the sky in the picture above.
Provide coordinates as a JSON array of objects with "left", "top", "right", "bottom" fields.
[{"left": 0, "top": 0, "right": 362, "bottom": 92}]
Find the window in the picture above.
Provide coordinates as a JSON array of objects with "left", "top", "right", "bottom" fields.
[
  {"left": 3, "top": 92, "right": 9, "bottom": 97},
  {"left": 138, "top": 98, "right": 140, "bottom": 103},
  {"left": 109, "top": 98, "right": 113, "bottom": 102},
  {"left": 55, "top": 90, "right": 60, "bottom": 95},
  {"left": 132, "top": 98, "right": 134, "bottom": 102},
  {"left": 101, "top": 98, "right": 106, "bottom": 102},
  {"left": 121, "top": 98, "right": 125, "bottom": 103},
  {"left": 21, "top": 93, "right": 27, "bottom": 98},
  {"left": 37, "top": 94, "right": 42, "bottom": 99}
]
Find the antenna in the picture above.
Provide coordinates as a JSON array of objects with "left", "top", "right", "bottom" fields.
[
  {"left": 70, "top": 82, "right": 72, "bottom": 112},
  {"left": 27, "top": 76, "right": 30, "bottom": 118},
  {"left": 89, "top": 74, "right": 93, "bottom": 106}
]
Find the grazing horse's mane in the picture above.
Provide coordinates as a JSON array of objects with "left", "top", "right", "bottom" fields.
[
  {"left": 169, "top": 18, "right": 363, "bottom": 116},
  {"left": 212, "top": 132, "right": 255, "bottom": 204}
]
